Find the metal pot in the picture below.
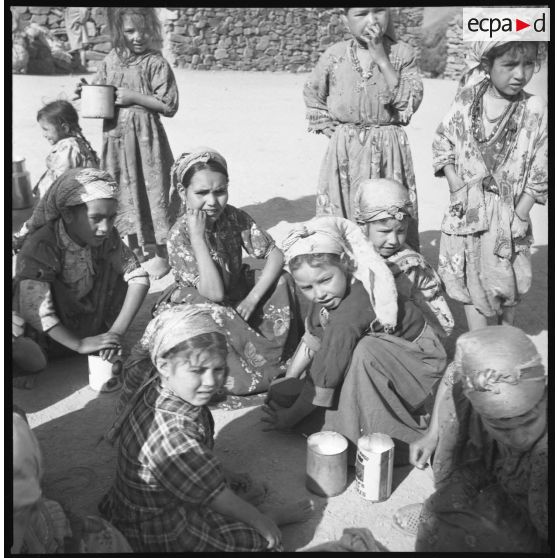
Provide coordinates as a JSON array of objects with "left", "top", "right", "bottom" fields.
[
  {"left": 81, "top": 84, "right": 116, "bottom": 119},
  {"left": 12, "top": 157, "right": 34, "bottom": 209}
]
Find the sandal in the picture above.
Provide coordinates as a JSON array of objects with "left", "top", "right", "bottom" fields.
[{"left": 392, "top": 503, "right": 424, "bottom": 536}]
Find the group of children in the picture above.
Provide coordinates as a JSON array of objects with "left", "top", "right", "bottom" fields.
[{"left": 12, "top": 6, "right": 547, "bottom": 553}]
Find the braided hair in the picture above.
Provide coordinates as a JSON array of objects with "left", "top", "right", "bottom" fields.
[{"left": 36, "top": 100, "right": 100, "bottom": 166}]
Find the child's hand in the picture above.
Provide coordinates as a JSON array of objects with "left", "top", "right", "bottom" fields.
[
  {"left": 77, "top": 332, "right": 122, "bottom": 355},
  {"left": 185, "top": 208, "right": 207, "bottom": 240},
  {"left": 236, "top": 292, "right": 259, "bottom": 321},
  {"left": 321, "top": 121, "right": 338, "bottom": 138},
  {"left": 73, "top": 77, "right": 88, "bottom": 100},
  {"left": 252, "top": 513, "right": 282, "bottom": 550},
  {"left": 363, "top": 22, "right": 387, "bottom": 62},
  {"left": 409, "top": 430, "right": 438, "bottom": 470},
  {"left": 260, "top": 402, "right": 297, "bottom": 432},
  {"left": 115, "top": 87, "right": 137, "bottom": 106},
  {"left": 511, "top": 211, "right": 529, "bottom": 239}
]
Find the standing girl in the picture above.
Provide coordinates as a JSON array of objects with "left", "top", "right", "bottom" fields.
[
  {"left": 433, "top": 41, "right": 547, "bottom": 330},
  {"left": 303, "top": 7, "right": 423, "bottom": 251},
  {"left": 77, "top": 7, "right": 179, "bottom": 278}
]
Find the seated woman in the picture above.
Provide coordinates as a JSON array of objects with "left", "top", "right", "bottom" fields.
[
  {"left": 121, "top": 147, "right": 301, "bottom": 399},
  {"left": 412, "top": 326, "right": 548, "bottom": 552},
  {"left": 100, "top": 305, "right": 313, "bottom": 552},
  {"left": 262, "top": 217, "right": 447, "bottom": 463},
  {"left": 12, "top": 168, "right": 149, "bottom": 388}
]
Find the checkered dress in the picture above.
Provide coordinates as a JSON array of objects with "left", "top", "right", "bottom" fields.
[{"left": 99, "top": 381, "right": 272, "bottom": 552}]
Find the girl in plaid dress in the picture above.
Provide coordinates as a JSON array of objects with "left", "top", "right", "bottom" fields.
[{"left": 100, "top": 306, "right": 313, "bottom": 552}]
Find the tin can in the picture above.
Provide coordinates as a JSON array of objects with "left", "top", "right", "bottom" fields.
[
  {"left": 12, "top": 157, "right": 34, "bottom": 209},
  {"left": 306, "top": 431, "right": 348, "bottom": 497},
  {"left": 88, "top": 354, "right": 115, "bottom": 391},
  {"left": 355, "top": 433, "right": 394, "bottom": 501},
  {"left": 80, "top": 85, "right": 116, "bottom": 119}
]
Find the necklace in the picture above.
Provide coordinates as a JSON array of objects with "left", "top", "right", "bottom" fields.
[
  {"left": 349, "top": 41, "right": 374, "bottom": 80},
  {"left": 484, "top": 98, "right": 510, "bottom": 123},
  {"left": 471, "top": 79, "right": 519, "bottom": 144}
]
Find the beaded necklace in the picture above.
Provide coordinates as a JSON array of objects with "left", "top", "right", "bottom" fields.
[
  {"left": 470, "top": 79, "right": 519, "bottom": 144},
  {"left": 349, "top": 40, "right": 375, "bottom": 80}
]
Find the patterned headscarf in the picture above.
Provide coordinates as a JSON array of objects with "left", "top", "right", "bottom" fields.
[
  {"left": 282, "top": 216, "right": 398, "bottom": 331},
  {"left": 354, "top": 178, "right": 413, "bottom": 224},
  {"left": 145, "top": 305, "right": 227, "bottom": 369},
  {"left": 25, "top": 167, "right": 118, "bottom": 235},
  {"left": 459, "top": 41, "right": 507, "bottom": 89},
  {"left": 170, "top": 147, "right": 228, "bottom": 192},
  {"left": 453, "top": 326, "right": 546, "bottom": 419}
]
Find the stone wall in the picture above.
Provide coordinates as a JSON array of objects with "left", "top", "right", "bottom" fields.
[
  {"left": 443, "top": 13, "right": 467, "bottom": 81},
  {"left": 14, "top": 7, "right": 424, "bottom": 73},
  {"left": 162, "top": 7, "right": 424, "bottom": 72},
  {"left": 12, "top": 6, "right": 112, "bottom": 67}
]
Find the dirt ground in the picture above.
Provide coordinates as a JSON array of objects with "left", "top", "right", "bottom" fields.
[{"left": 11, "top": 64, "right": 547, "bottom": 551}]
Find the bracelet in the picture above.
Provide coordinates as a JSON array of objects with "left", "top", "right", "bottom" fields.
[{"left": 514, "top": 211, "right": 529, "bottom": 223}]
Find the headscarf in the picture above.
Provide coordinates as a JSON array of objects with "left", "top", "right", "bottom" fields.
[
  {"left": 145, "top": 305, "right": 227, "bottom": 370},
  {"left": 354, "top": 178, "right": 414, "bottom": 224},
  {"left": 453, "top": 326, "right": 546, "bottom": 419},
  {"left": 170, "top": 147, "right": 228, "bottom": 195},
  {"left": 13, "top": 412, "right": 43, "bottom": 510},
  {"left": 282, "top": 216, "right": 398, "bottom": 331},
  {"left": 25, "top": 167, "right": 118, "bottom": 236},
  {"left": 459, "top": 41, "right": 507, "bottom": 90}
]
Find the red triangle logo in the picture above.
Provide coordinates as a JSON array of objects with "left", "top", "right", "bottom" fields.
[{"left": 516, "top": 18, "right": 530, "bottom": 31}]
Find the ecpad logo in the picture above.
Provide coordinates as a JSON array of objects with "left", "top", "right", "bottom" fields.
[{"left": 463, "top": 8, "right": 550, "bottom": 42}]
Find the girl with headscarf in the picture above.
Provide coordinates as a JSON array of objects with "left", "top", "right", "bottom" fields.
[
  {"left": 261, "top": 216, "right": 446, "bottom": 463},
  {"left": 303, "top": 7, "right": 423, "bottom": 251},
  {"left": 412, "top": 326, "right": 548, "bottom": 552},
  {"left": 355, "top": 178, "right": 454, "bottom": 338},
  {"left": 99, "top": 305, "right": 314, "bottom": 552},
  {"left": 121, "top": 147, "right": 302, "bottom": 398},
  {"left": 12, "top": 168, "right": 149, "bottom": 385},
  {"left": 433, "top": 41, "right": 547, "bottom": 331}
]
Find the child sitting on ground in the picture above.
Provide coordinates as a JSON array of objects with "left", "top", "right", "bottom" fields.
[
  {"left": 13, "top": 100, "right": 100, "bottom": 251},
  {"left": 262, "top": 217, "right": 446, "bottom": 462},
  {"left": 100, "top": 305, "right": 313, "bottom": 552},
  {"left": 355, "top": 178, "right": 454, "bottom": 338}
]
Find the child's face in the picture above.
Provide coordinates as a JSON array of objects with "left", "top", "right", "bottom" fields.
[
  {"left": 38, "top": 118, "right": 68, "bottom": 145},
  {"left": 182, "top": 169, "right": 229, "bottom": 222},
  {"left": 162, "top": 350, "right": 226, "bottom": 406},
  {"left": 365, "top": 217, "right": 408, "bottom": 257},
  {"left": 122, "top": 15, "right": 150, "bottom": 55},
  {"left": 292, "top": 261, "right": 348, "bottom": 310},
  {"left": 489, "top": 44, "right": 537, "bottom": 97},
  {"left": 343, "top": 8, "right": 389, "bottom": 44},
  {"left": 64, "top": 199, "right": 117, "bottom": 247}
]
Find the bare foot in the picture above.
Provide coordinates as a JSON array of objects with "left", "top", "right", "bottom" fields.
[
  {"left": 13, "top": 375, "right": 37, "bottom": 390},
  {"left": 146, "top": 256, "right": 171, "bottom": 280},
  {"left": 260, "top": 499, "right": 315, "bottom": 526}
]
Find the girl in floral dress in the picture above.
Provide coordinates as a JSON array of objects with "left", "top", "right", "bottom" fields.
[
  {"left": 120, "top": 148, "right": 302, "bottom": 399},
  {"left": 433, "top": 41, "right": 547, "bottom": 330},
  {"left": 76, "top": 8, "right": 179, "bottom": 278},
  {"left": 303, "top": 7, "right": 423, "bottom": 251}
]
